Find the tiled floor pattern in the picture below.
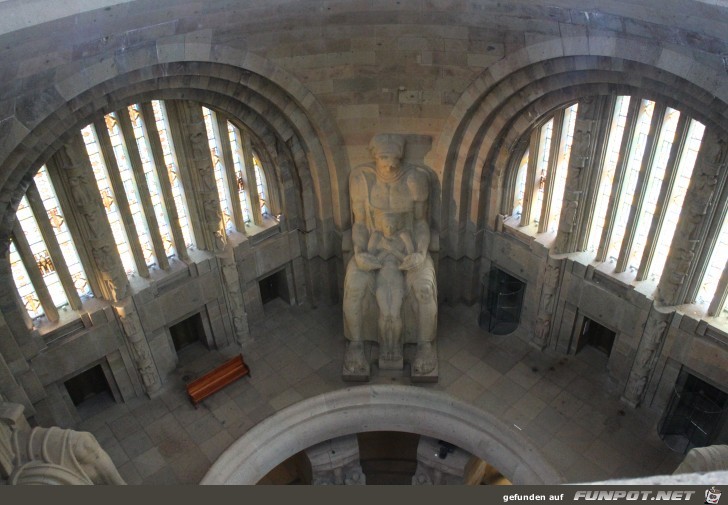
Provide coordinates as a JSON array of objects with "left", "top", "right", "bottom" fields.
[{"left": 76, "top": 299, "right": 685, "bottom": 484}]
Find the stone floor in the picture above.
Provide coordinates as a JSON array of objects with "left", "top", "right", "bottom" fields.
[{"left": 75, "top": 298, "right": 685, "bottom": 485}]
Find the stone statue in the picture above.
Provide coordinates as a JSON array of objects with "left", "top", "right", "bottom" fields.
[
  {"left": 343, "top": 133, "right": 438, "bottom": 379},
  {"left": 1, "top": 402, "right": 125, "bottom": 485},
  {"left": 673, "top": 445, "right": 728, "bottom": 474},
  {"left": 622, "top": 311, "right": 671, "bottom": 407}
]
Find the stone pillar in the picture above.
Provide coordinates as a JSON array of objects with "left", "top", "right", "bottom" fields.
[
  {"left": 305, "top": 435, "right": 365, "bottom": 485},
  {"left": 412, "top": 437, "right": 472, "bottom": 485},
  {"left": 531, "top": 256, "right": 562, "bottom": 350},
  {"left": 656, "top": 129, "right": 728, "bottom": 306},
  {"left": 622, "top": 308, "right": 672, "bottom": 407},
  {"left": 219, "top": 247, "right": 250, "bottom": 346},
  {"left": 48, "top": 138, "right": 129, "bottom": 302},
  {"left": 114, "top": 299, "right": 161, "bottom": 397},
  {"left": 168, "top": 100, "right": 226, "bottom": 253},
  {"left": 553, "top": 96, "right": 602, "bottom": 254}
]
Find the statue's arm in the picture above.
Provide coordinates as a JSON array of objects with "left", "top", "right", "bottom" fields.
[
  {"left": 411, "top": 170, "right": 431, "bottom": 254},
  {"left": 350, "top": 171, "right": 381, "bottom": 271}
]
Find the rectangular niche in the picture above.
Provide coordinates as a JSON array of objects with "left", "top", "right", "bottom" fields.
[
  {"left": 259, "top": 268, "right": 290, "bottom": 305},
  {"left": 658, "top": 368, "right": 728, "bottom": 454},
  {"left": 64, "top": 364, "right": 112, "bottom": 406},
  {"left": 169, "top": 312, "right": 207, "bottom": 352},
  {"left": 576, "top": 317, "right": 616, "bottom": 357}
]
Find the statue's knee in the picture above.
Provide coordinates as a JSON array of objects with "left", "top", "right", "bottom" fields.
[{"left": 414, "top": 282, "right": 434, "bottom": 303}]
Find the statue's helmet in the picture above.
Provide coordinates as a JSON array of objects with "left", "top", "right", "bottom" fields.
[{"left": 369, "top": 134, "right": 405, "bottom": 158}]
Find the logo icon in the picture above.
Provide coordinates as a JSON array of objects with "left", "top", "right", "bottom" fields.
[{"left": 706, "top": 487, "right": 722, "bottom": 505}]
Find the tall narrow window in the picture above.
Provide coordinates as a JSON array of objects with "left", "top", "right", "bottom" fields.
[
  {"left": 8, "top": 240, "right": 43, "bottom": 318},
  {"left": 649, "top": 120, "right": 706, "bottom": 281},
  {"left": 202, "top": 107, "right": 234, "bottom": 232},
  {"left": 531, "top": 119, "right": 553, "bottom": 224},
  {"left": 627, "top": 107, "right": 681, "bottom": 271},
  {"left": 227, "top": 122, "right": 252, "bottom": 223},
  {"left": 252, "top": 151, "right": 270, "bottom": 217},
  {"left": 81, "top": 124, "right": 136, "bottom": 274},
  {"left": 545, "top": 103, "right": 579, "bottom": 232},
  {"left": 512, "top": 150, "right": 529, "bottom": 217},
  {"left": 587, "top": 96, "right": 631, "bottom": 253},
  {"left": 151, "top": 100, "right": 194, "bottom": 248},
  {"left": 698, "top": 213, "right": 728, "bottom": 306},
  {"left": 128, "top": 104, "right": 176, "bottom": 258},
  {"left": 33, "top": 166, "right": 91, "bottom": 297},
  {"left": 606, "top": 99, "right": 655, "bottom": 262},
  {"left": 15, "top": 197, "right": 68, "bottom": 308},
  {"left": 105, "top": 112, "right": 157, "bottom": 268}
]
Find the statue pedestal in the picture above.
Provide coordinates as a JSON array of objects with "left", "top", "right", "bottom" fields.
[{"left": 378, "top": 355, "right": 404, "bottom": 371}]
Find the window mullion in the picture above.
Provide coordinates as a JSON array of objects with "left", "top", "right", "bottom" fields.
[
  {"left": 615, "top": 104, "right": 667, "bottom": 273},
  {"left": 140, "top": 102, "right": 189, "bottom": 261},
  {"left": 116, "top": 109, "right": 169, "bottom": 271},
  {"left": 11, "top": 225, "right": 59, "bottom": 323},
  {"left": 519, "top": 129, "right": 540, "bottom": 227},
  {"left": 216, "top": 116, "right": 246, "bottom": 233},
  {"left": 93, "top": 118, "right": 150, "bottom": 278},
  {"left": 240, "top": 128, "right": 264, "bottom": 225},
  {"left": 595, "top": 97, "right": 642, "bottom": 263},
  {"left": 538, "top": 110, "right": 564, "bottom": 233},
  {"left": 24, "top": 181, "right": 82, "bottom": 310},
  {"left": 636, "top": 113, "right": 690, "bottom": 281}
]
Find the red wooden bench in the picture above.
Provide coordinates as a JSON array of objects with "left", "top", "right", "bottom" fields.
[{"left": 185, "top": 354, "right": 250, "bottom": 407}]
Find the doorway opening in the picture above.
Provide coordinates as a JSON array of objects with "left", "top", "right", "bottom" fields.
[
  {"left": 259, "top": 269, "right": 290, "bottom": 305},
  {"left": 64, "top": 364, "right": 112, "bottom": 406},
  {"left": 577, "top": 318, "right": 616, "bottom": 357},
  {"left": 658, "top": 369, "right": 728, "bottom": 454},
  {"left": 169, "top": 312, "right": 207, "bottom": 352},
  {"left": 357, "top": 431, "right": 420, "bottom": 485},
  {"left": 478, "top": 266, "right": 526, "bottom": 335}
]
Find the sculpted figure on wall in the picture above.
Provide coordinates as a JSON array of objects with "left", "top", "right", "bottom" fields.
[
  {"left": 1, "top": 402, "right": 125, "bottom": 485},
  {"left": 343, "top": 134, "right": 438, "bottom": 379},
  {"left": 114, "top": 300, "right": 161, "bottom": 396},
  {"left": 531, "top": 256, "right": 561, "bottom": 350},
  {"left": 622, "top": 311, "right": 671, "bottom": 407}
]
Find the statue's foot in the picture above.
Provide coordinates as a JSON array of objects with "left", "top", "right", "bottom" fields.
[
  {"left": 344, "top": 342, "right": 369, "bottom": 374},
  {"left": 413, "top": 342, "right": 436, "bottom": 375}
]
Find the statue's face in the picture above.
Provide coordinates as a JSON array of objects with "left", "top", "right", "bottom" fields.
[{"left": 374, "top": 152, "right": 402, "bottom": 179}]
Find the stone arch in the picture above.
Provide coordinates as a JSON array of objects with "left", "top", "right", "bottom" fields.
[
  {"left": 0, "top": 48, "right": 349, "bottom": 262},
  {"left": 201, "top": 385, "right": 563, "bottom": 485},
  {"left": 434, "top": 41, "right": 728, "bottom": 301}
]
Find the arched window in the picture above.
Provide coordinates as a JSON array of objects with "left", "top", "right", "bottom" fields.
[
  {"left": 507, "top": 95, "right": 726, "bottom": 312},
  {"left": 9, "top": 99, "right": 282, "bottom": 320}
]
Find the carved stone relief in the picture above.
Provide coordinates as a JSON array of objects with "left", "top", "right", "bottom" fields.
[
  {"left": 531, "top": 256, "right": 562, "bottom": 350},
  {"left": 219, "top": 250, "right": 249, "bottom": 345},
  {"left": 114, "top": 300, "right": 161, "bottom": 396},
  {"left": 304, "top": 435, "right": 365, "bottom": 485}
]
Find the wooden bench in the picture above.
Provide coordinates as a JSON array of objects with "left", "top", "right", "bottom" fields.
[{"left": 185, "top": 354, "right": 250, "bottom": 407}]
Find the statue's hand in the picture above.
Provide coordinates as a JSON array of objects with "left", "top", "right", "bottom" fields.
[
  {"left": 400, "top": 252, "right": 425, "bottom": 271},
  {"left": 355, "top": 252, "right": 383, "bottom": 271}
]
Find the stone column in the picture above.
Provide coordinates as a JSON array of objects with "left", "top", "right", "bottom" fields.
[
  {"left": 48, "top": 138, "right": 129, "bottom": 302},
  {"left": 531, "top": 255, "right": 562, "bottom": 350},
  {"left": 656, "top": 129, "right": 728, "bottom": 306},
  {"left": 219, "top": 247, "right": 250, "bottom": 346},
  {"left": 305, "top": 435, "right": 365, "bottom": 485},
  {"left": 553, "top": 96, "right": 602, "bottom": 254},
  {"left": 167, "top": 100, "right": 226, "bottom": 253},
  {"left": 114, "top": 299, "right": 161, "bottom": 397},
  {"left": 622, "top": 308, "right": 673, "bottom": 407}
]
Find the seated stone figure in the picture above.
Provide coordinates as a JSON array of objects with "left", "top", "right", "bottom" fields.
[
  {"left": 343, "top": 133, "right": 438, "bottom": 379},
  {"left": 1, "top": 402, "right": 125, "bottom": 485}
]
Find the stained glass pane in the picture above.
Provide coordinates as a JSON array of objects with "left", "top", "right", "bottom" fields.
[
  {"left": 227, "top": 122, "right": 252, "bottom": 223},
  {"left": 512, "top": 150, "right": 529, "bottom": 217},
  {"left": 545, "top": 103, "right": 579, "bottom": 233},
  {"left": 202, "top": 106, "right": 234, "bottom": 232},
  {"left": 587, "top": 96, "right": 631, "bottom": 253},
  {"left": 81, "top": 124, "right": 136, "bottom": 275},
  {"left": 628, "top": 107, "right": 681, "bottom": 272},
  {"left": 252, "top": 151, "right": 270, "bottom": 217},
  {"left": 9, "top": 240, "right": 43, "bottom": 319},
  {"left": 531, "top": 118, "right": 553, "bottom": 224},
  {"left": 151, "top": 100, "right": 194, "bottom": 248},
  {"left": 34, "top": 165, "right": 92, "bottom": 298},
  {"left": 128, "top": 104, "right": 175, "bottom": 258},
  {"left": 16, "top": 197, "right": 69, "bottom": 309},
  {"left": 650, "top": 120, "right": 706, "bottom": 281},
  {"left": 606, "top": 99, "right": 655, "bottom": 263}
]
